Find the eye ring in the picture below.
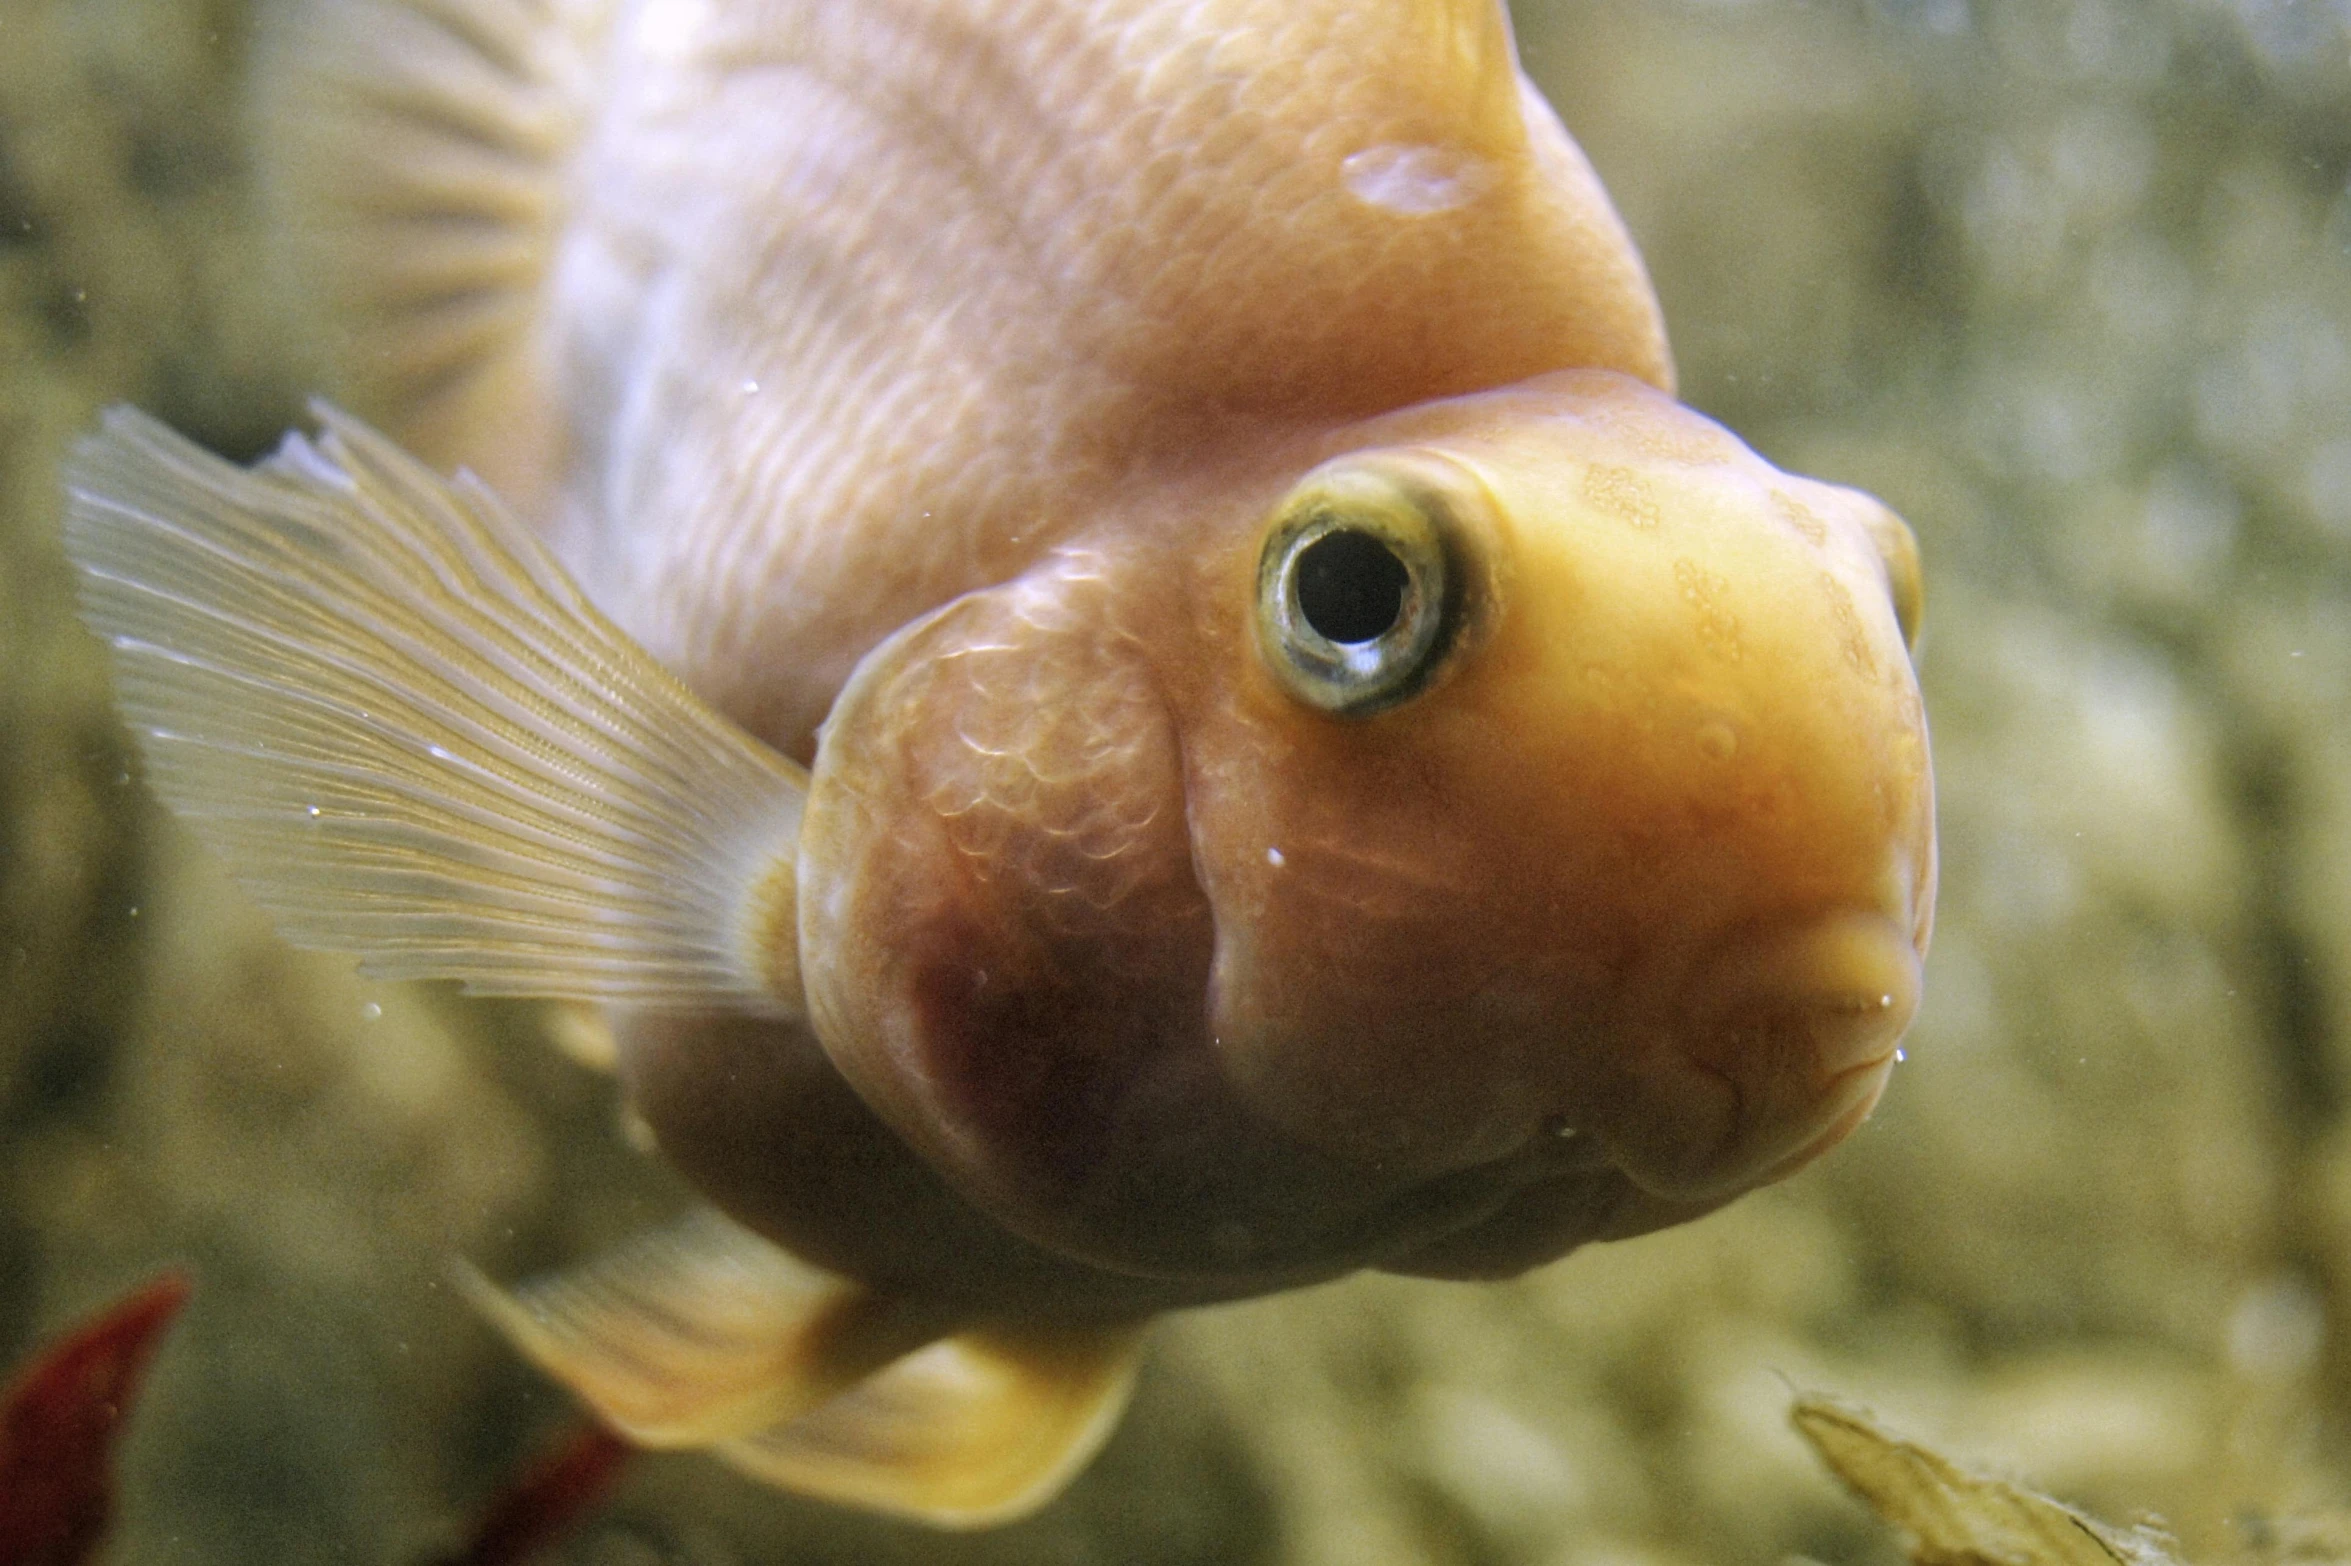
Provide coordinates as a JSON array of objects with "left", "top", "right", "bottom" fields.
[{"left": 1254, "top": 463, "right": 1460, "bottom": 715}]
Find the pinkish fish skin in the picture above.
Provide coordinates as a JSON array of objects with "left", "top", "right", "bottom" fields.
[{"left": 60, "top": 0, "right": 1934, "bottom": 1528}]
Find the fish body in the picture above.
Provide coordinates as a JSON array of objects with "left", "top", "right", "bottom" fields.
[
  {"left": 62, "top": 0, "right": 1934, "bottom": 1527},
  {"left": 282, "top": 0, "right": 1674, "bottom": 761}
]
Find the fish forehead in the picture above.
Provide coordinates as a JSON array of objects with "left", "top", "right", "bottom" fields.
[{"left": 550, "top": 0, "right": 1668, "bottom": 753}]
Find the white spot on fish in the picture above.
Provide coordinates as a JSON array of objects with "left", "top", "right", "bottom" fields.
[
  {"left": 1266, "top": 846, "right": 1285, "bottom": 867},
  {"left": 1342, "top": 143, "right": 1491, "bottom": 215}
]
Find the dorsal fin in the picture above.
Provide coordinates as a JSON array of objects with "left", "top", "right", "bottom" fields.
[
  {"left": 250, "top": 0, "right": 610, "bottom": 507},
  {"left": 1407, "top": 0, "right": 1524, "bottom": 143}
]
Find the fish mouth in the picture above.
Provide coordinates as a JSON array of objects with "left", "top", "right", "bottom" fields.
[
  {"left": 1588, "top": 910, "right": 1919, "bottom": 1206},
  {"left": 1283, "top": 910, "right": 1920, "bottom": 1283},
  {"left": 1382, "top": 1034, "right": 1898, "bottom": 1282}
]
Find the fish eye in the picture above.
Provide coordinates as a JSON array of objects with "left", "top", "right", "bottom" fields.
[{"left": 1255, "top": 463, "right": 1458, "bottom": 714}]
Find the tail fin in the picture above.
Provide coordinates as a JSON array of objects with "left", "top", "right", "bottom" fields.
[{"left": 250, "top": 0, "right": 607, "bottom": 506}]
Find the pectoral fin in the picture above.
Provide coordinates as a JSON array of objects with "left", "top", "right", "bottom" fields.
[
  {"left": 718, "top": 1320, "right": 1147, "bottom": 1529},
  {"left": 62, "top": 405, "right": 805, "bottom": 1013},
  {"left": 460, "top": 1208, "right": 948, "bottom": 1446}
]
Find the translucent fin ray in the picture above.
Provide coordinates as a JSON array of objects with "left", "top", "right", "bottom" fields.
[
  {"left": 460, "top": 1209, "right": 950, "bottom": 1446},
  {"left": 63, "top": 405, "right": 805, "bottom": 1011},
  {"left": 252, "top": 0, "right": 607, "bottom": 496},
  {"left": 719, "top": 1320, "right": 1146, "bottom": 1528}
]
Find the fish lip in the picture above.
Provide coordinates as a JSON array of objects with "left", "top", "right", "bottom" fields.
[
  {"left": 1373, "top": 1164, "right": 1640, "bottom": 1281},
  {"left": 1681, "top": 910, "right": 1923, "bottom": 1075},
  {"left": 1589, "top": 1040, "right": 1898, "bottom": 1207},
  {"left": 1575, "top": 907, "right": 1917, "bottom": 1202},
  {"left": 1369, "top": 1043, "right": 1895, "bottom": 1277},
  {"left": 1748, "top": 1049, "right": 1895, "bottom": 1184}
]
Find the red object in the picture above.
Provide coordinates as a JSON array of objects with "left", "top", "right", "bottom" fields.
[
  {"left": 0, "top": 1272, "right": 192, "bottom": 1566},
  {"left": 441, "top": 1422, "right": 636, "bottom": 1566}
]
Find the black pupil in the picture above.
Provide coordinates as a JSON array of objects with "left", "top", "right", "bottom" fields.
[{"left": 1295, "top": 529, "right": 1409, "bottom": 645}]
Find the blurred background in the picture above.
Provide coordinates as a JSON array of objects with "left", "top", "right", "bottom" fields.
[{"left": 5, "top": 0, "right": 2351, "bottom": 1560}]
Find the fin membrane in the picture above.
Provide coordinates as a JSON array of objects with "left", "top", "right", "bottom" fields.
[
  {"left": 63, "top": 405, "right": 806, "bottom": 1011},
  {"left": 462, "top": 1208, "right": 949, "bottom": 1446},
  {"left": 719, "top": 1320, "right": 1146, "bottom": 1529},
  {"left": 467, "top": 1208, "right": 1146, "bottom": 1527},
  {"left": 252, "top": 0, "right": 607, "bottom": 495}
]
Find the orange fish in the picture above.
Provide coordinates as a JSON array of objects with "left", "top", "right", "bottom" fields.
[{"left": 61, "top": 0, "right": 1933, "bottom": 1527}]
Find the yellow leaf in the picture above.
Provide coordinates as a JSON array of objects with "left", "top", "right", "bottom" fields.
[{"left": 1791, "top": 1396, "right": 2184, "bottom": 1566}]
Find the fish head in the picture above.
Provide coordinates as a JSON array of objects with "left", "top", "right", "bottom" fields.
[
  {"left": 799, "top": 368, "right": 1931, "bottom": 1291},
  {"left": 1173, "top": 367, "right": 1933, "bottom": 1272}
]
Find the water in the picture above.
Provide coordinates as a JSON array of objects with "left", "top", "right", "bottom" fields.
[{"left": 2, "top": 0, "right": 2349, "bottom": 1561}]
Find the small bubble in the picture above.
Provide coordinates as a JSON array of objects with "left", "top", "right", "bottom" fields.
[
  {"left": 1266, "top": 846, "right": 1285, "bottom": 867},
  {"left": 126, "top": 906, "right": 139, "bottom": 919},
  {"left": 306, "top": 805, "right": 322, "bottom": 818},
  {"left": 360, "top": 1001, "right": 382, "bottom": 1021},
  {"left": 1894, "top": 1048, "right": 1907, "bottom": 1064},
  {"left": 741, "top": 378, "right": 761, "bottom": 394}
]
